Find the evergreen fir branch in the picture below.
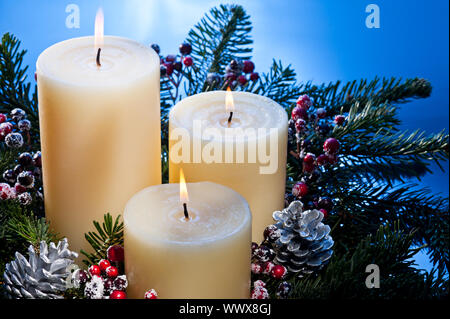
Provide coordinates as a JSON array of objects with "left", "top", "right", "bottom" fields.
[
  {"left": 299, "top": 77, "right": 432, "bottom": 116},
  {"left": 343, "top": 129, "right": 449, "bottom": 165},
  {"left": 185, "top": 4, "right": 253, "bottom": 93},
  {"left": 6, "top": 210, "right": 60, "bottom": 252},
  {"left": 291, "top": 223, "right": 447, "bottom": 299},
  {"left": 332, "top": 101, "right": 400, "bottom": 139},
  {"left": 252, "top": 60, "right": 302, "bottom": 109},
  {"left": 333, "top": 157, "right": 430, "bottom": 187},
  {"left": 0, "top": 33, "right": 40, "bottom": 144},
  {"left": 81, "top": 213, "right": 124, "bottom": 267},
  {"left": 331, "top": 183, "right": 449, "bottom": 271}
]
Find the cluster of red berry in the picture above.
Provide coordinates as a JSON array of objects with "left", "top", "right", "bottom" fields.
[
  {"left": 0, "top": 151, "right": 42, "bottom": 206},
  {"left": 152, "top": 42, "right": 194, "bottom": 78},
  {"left": 250, "top": 242, "right": 291, "bottom": 299},
  {"left": 0, "top": 108, "right": 31, "bottom": 149},
  {"left": 287, "top": 94, "right": 345, "bottom": 217},
  {"left": 206, "top": 59, "right": 259, "bottom": 89},
  {"left": 75, "top": 245, "right": 158, "bottom": 299}
]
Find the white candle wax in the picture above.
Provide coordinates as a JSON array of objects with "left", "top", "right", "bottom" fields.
[
  {"left": 124, "top": 182, "right": 252, "bottom": 299},
  {"left": 36, "top": 36, "right": 161, "bottom": 256},
  {"left": 169, "top": 91, "right": 287, "bottom": 242}
]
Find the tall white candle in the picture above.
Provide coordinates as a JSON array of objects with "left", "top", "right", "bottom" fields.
[
  {"left": 36, "top": 35, "right": 161, "bottom": 256},
  {"left": 124, "top": 181, "right": 252, "bottom": 299},
  {"left": 169, "top": 91, "right": 287, "bottom": 242}
]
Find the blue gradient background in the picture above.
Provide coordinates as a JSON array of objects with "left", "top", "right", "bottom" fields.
[{"left": 0, "top": 0, "right": 448, "bottom": 271}]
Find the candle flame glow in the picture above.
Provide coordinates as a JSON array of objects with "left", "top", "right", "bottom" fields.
[
  {"left": 179, "top": 168, "right": 189, "bottom": 203},
  {"left": 225, "top": 87, "right": 235, "bottom": 112},
  {"left": 95, "top": 7, "right": 104, "bottom": 50}
]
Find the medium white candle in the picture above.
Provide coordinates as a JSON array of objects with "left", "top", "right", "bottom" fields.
[
  {"left": 168, "top": 91, "right": 287, "bottom": 242},
  {"left": 36, "top": 34, "right": 161, "bottom": 256},
  {"left": 124, "top": 181, "right": 252, "bottom": 299}
]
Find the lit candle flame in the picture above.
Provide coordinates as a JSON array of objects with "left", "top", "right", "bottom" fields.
[
  {"left": 95, "top": 7, "right": 104, "bottom": 50},
  {"left": 179, "top": 168, "right": 189, "bottom": 204},
  {"left": 225, "top": 87, "right": 235, "bottom": 113}
]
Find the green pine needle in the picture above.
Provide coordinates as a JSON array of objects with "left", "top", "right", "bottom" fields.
[{"left": 80, "top": 213, "right": 124, "bottom": 267}]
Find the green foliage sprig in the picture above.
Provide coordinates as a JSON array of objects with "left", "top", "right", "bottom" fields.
[{"left": 81, "top": 213, "right": 124, "bottom": 267}]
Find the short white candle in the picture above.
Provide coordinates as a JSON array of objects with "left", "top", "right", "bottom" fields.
[
  {"left": 168, "top": 91, "right": 287, "bottom": 242},
  {"left": 36, "top": 34, "right": 161, "bottom": 256},
  {"left": 124, "top": 181, "right": 252, "bottom": 299}
]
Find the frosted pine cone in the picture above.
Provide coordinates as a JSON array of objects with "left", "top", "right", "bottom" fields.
[
  {"left": 271, "top": 201, "right": 334, "bottom": 277},
  {"left": 3, "top": 238, "right": 78, "bottom": 299}
]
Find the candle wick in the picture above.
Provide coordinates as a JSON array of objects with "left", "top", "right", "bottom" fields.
[
  {"left": 183, "top": 202, "right": 189, "bottom": 220},
  {"left": 227, "top": 111, "right": 233, "bottom": 124},
  {"left": 96, "top": 48, "right": 102, "bottom": 67}
]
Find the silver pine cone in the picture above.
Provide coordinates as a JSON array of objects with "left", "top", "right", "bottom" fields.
[
  {"left": 3, "top": 238, "right": 78, "bottom": 299},
  {"left": 271, "top": 201, "right": 334, "bottom": 277}
]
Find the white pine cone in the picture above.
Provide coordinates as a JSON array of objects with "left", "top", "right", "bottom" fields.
[
  {"left": 3, "top": 238, "right": 78, "bottom": 299},
  {"left": 272, "top": 201, "right": 334, "bottom": 277}
]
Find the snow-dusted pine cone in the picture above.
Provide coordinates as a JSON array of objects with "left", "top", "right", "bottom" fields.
[
  {"left": 3, "top": 238, "right": 78, "bottom": 299},
  {"left": 270, "top": 201, "right": 334, "bottom": 277}
]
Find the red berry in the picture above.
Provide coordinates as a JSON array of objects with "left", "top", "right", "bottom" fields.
[
  {"left": 292, "top": 182, "right": 308, "bottom": 198},
  {"left": 173, "top": 61, "right": 182, "bottom": 72},
  {"left": 334, "top": 115, "right": 345, "bottom": 125},
  {"left": 106, "top": 266, "right": 119, "bottom": 278},
  {"left": 0, "top": 183, "right": 13, "bottom": 200},
  {"left": 320, "top": 208, "right": 328, "bottom": 218},
  {"left": 251, "top": 287, "right": 269, "bottom": 299},
  {"left": 99, "top": 259, "right": 111, "bottom": 272},
  {"left": 238, "top": 75, "right": 247, "bottom": 85},
  {"left": 295, "top": 119, "right": 306, "bottom": 132},
  {"left": 88, "top": 265, "right": 101, "bottom": 277},
  {"left": 251, "top": 263, "right": 263, "bottom": 274},
  {"left": 33, "top": 151, "right": 42, "bottom": 168},
  {"left": 303, "top": 153, "right": 316, "bottom": 165},
  {"left": 179, "top": 42, "right": 192, "bottom": 55},
  {"left": 316, "top": 108, "right": 327, "bottom": 119},
  {"left": 250, "top": 72, "right": 259, "bottom": 81},
  {"left": 14, "top": 183, "right": 26, "bottom": 194},
  {"left": 262, "top": 261, "right": 275, "bottom": 275},
  {"left": 271, "top": 265, "right": 287, "bottom": 279},
  {"left": 225, "top": 73, "right": 237, "bottom": 82},
  {"left": 163, "top": 63, "right": 173, "bottom": 76},
  {"left": 0, "top": 114, "right": 6, "bottom": 123},
  {"left": 303, "top": 162, "right": 315, "bottom": 173},
  {"left": 0, "top": 122, "right": 13, "bottom": 137},
  {"left": 110, "top": 290, "right": 127, "bottom": 299},
  {"left": 323, "top": 138, "right": 340, "bottom": 154},
  {"left": 144, "top": 289, "right": 158, "bottom": 299},
  {"left": 242, "top": 60, "right": 255, "bottom": 74},
  {"left": 291, "top": 107, "right": 308, "bottom": 121},
  {"left": 165, "top": 54, "right": 176, "bottom": 62},
  {"left": 296, "top": 95, "right": 312, "bottom": 109},
  {"left": 183, "top": 56, "right": 193, "bottom": 67},
  {"left": 107, "top": 245, "right": 124, "bottom": 263},
  {"left": 316, "top": 154, "right": 329, "bottom": 166}
]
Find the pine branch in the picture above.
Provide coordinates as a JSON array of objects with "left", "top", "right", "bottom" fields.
[
  {"left": 330, "top": 183, "right": 449, "bottom": 271},
  {"left": 185, "top": 4, "right": 253, "bottom": 93},
  {"left": 81, "top": 213, "right": 124, "bottom": 267},
  {"left": 0, "top": 33, "right": 40, "bottom": 145},
  {"left": 300, "top": 77, "right": 432, "bottom": 116},
  {"left": 333, "top": 157, "right": 430, "bottom": 187},
  {"left": 252, "top": 60, "right": 302, "bottom": 109},
  {"left": 291, "top": 223, "right": 447, "bottom": 299},
  {"left": 6, "top": 210, "right": 60, "bottom": 251},
  {"left": 344, "top": 129, "right": 449, "bottom": 166}
]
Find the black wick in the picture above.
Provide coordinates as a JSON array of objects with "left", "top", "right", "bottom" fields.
[
  {"left": 227, "top": 111, "right": 233, "bottom": 123},
  {"left": 96, "top": 48, "right": 102, "bottom": 67},
  {"left": 183, "top": 203, "right": 189, "bottom": 220}
]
